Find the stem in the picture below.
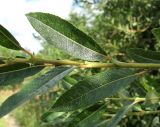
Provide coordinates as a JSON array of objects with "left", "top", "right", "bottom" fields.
[
  {"left": 0, "top": 64, "right": 9, "bottom": 68},
  {"left": 21, "top": 48, "right": 34, "bottom": 58},
  {"left": 103, "top": 110, "right": 160, "bottom": 117},
  {"left": 130, "top": 110, "right": 160, "bottom": 116},
  {"left": 105, "top": 97, "right": 160, "bottom": 102},
  {"left": 103, "top": 97, "right": 160, "bottom": 118},
  {"left": 105, "top": 97, "right": 146, "bottom": 101},
  {"left": 2, "top": 57, "right": 160, "bottom": 69}
]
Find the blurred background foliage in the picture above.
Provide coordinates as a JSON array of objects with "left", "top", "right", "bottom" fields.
[{"left": 1, "top": 0, "right": 160, "bottom": 127}]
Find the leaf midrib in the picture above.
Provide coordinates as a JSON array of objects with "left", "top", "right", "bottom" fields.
[
  {"left": 56, "top": 72, "right": 138, "bottom": 109},
  {"left": 0, "top": 68, "right": 73, "bottom": 117},
  {"left": 0, "top": 65, "right": 44, "bottom": 75},
  {"left": 26, "top": 67, "right": 73, "bottom": 97},
  {"left": 0, "top": 29, "right": 22, "bottom": 50},
  {"left": 27, "top": 16, "right": 106, "bottom": 59}
]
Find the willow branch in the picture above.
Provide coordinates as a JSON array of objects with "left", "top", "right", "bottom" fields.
[{"left": 1, "top": 57, "right": 160, "bottom": 69}]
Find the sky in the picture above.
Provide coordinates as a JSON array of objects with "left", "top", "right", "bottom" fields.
[{"left": 0, "top": 0, "right": 74, "bottom": 53}]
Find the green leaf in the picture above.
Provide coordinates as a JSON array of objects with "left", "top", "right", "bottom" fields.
[
  {"left": 152, "top": 28, "right": 160, "bottom": 42},
  {"left": 70, "top": 104, "right": 105, "bottom": 127},
  {"left": 0, "top": 25, "right": 22, "bottom": 50},
  {"left": 127, "top": 48, "right": 160, "bottom": 63},
  {"left": 106, "top": 101, "right": 136, "bottom": 127},
  {"left": 145, "top": 90, "right": 159, "bottom": 104},
  {"left": 0, "top": 67, "right": 74, "bottom": 118},
  {"left": 41, "top": 111, "right": 65, "bottom": 123},
  {"left": 26, "top": 12, "right": 106, "bottom": 61},
  {"left": 61, "top": 80, "right": 73, "bottom": 90},
  {"left": 41, "top": 111, "right": 73, "bottom": 127},
  {"left": 41, "top": 112, "right": 68, "bottom": 124},
  {"left": 0, "top": 64, "right": 44, "bottom": 86},
  {"left": 52, "top": 69, "right": 139, "bottom": 111}
]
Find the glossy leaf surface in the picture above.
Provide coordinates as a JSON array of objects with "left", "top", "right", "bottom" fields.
[{"left": 0, "top": 25, "right": 22, "bottom": 50}]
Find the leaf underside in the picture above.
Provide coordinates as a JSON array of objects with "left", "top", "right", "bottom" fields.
[{"left": 26, "top": 12, "right": 106, "bottom": 61}]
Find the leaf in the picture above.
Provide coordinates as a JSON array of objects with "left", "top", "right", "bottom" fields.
[
  {"left": 26, "top": 12, "right": 107, "bottom": 61},
  {"left": 106, "top": 101, "right": 136, "bottom": 127},
  {"left": 0, "top": 25, "right": 22, "bottom": 50},
  {"left": 41, "top": 111, "right": 73, "bottom": 127},
  {"left": 52, "top": 69, "right": 139, "bottom": 111},
  {"left": 61, "top": 80, "right": 73, "bottom": 90},
  {"left": 70, "top": 104, "right": 105, "bottom": 127},
  {"left": 145, "top": 90, "right": 159, "bottom": 104},
  {"left": 152, "top": 28, "right": 160, "bottom": 42},
  {"left": 0, "top": 67, "right": 74, "bottom": 118},
  {"left": 41, "top": 111, "right": 65, "bottom": 123},
  {"left": 0, "top": 64, "right": 44, "bottom": 86},
  {"left": 127, "top": 48, "right": 160, "bottom": 63}
]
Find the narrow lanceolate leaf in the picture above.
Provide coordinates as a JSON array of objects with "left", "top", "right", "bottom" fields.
[
  {"left": 0, "top": 64, "right": 44, "bottom": 86},
  {"left": 127, "top": 48, "right": 160, "bottom": 63},
  {"left": 41, "top": 111, "right": 65, "bottom": 123},
  {"left": 0, "top": 67, "right": 74, "bottom": 118},
  {"left": 0, "top": 25, "right": 22, "bottom": 50},
  {"left": 26, "top": 12, "right": 106, "bottom": 61},
  {"left": 52, "top": 69, "right": 140, "bottom": 111},
  {"left": 70, "top": 104, "right": 105, "bottom": 127},
  {"left": 106, "top": 101, "right": 136, "bottom": 127},
  {"left": 152, "top": 28, "right": 160, "bottom": 42}
]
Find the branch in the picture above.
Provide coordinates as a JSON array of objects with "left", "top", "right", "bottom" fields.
[{"left": 1, "top": 57, "right": 160, "bottom": 69}]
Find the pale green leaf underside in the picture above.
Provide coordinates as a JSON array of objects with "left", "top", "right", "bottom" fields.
[
  {"left": 0, "top": 25, "right": 22, "bottom": 50},
  {"left": 26, "top": 12, "right": 106, "bottom": 61},
  {"left": 52, "top": 69, "right": 138, "bottom": 111},
  {"left": 0, "top": 67, "right": 74, "bottom": 118},
  {"left": 41, "top": 111, "right": 65, "bottom": 123},
  {"left": 106, "top": 102, "right": 136, "bottom": 127},
  {"left": 127, "top": 48, "right": 160, "bottom": 63}
]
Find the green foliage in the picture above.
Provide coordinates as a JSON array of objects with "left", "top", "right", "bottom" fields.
[
  {"left": 52, "top": 69, "right": 137, "bottom": 111},
  {"left": 0, "top": 67, "right": 73, "bottom": 118},
  {"left": 70, "top": 104, "right": 105, "bottom": 127},
  {"left": 152, "top": 28, "right": 160, "bottom": 42},
  {"left": 1, "top": 4, "right": 160, "bottom": 127},
  {"left": 0, "top": 64, "right": 44, "bottom": 86},
  {"left": 26, "top": 12, "right": 106, "bottom": 61},
  {"left": 127, "top": 48, "right": 160, "bottom": 63},
  {"left": 106, "top": 101, "right": 136, "bottom": 127},
  {"left": 0, "top": 25, "right": 22, "bottom": 50},
  {"left": 70, "top": 0, "right": 160, "bottom": 54}
]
